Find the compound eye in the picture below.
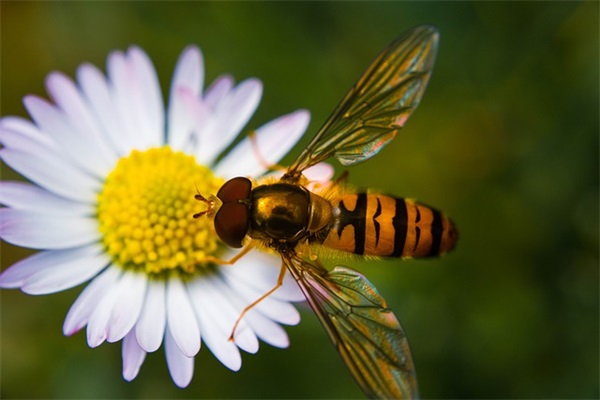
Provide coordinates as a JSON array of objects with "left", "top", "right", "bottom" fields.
[
  {"left": 214, "top": 202, "right": 250, "bottom": 248},
  {"left": 213, "top": 177, "right": 253, "bottom": 248},
  {"left": 217, "top": 177, "right": 252, "bottom": 203}
]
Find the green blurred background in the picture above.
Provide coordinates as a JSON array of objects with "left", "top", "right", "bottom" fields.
[{"left": 1, "top": 1, "right": 598, "bottom": 398}]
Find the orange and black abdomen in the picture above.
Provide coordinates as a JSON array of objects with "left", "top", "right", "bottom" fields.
[{"left": 321, "top": 193, "right": 457, "bottom": 258}]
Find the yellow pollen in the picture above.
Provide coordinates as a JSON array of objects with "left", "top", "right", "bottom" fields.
[{"left": 97, "top": 147, "right": 223, "bottom": 276}]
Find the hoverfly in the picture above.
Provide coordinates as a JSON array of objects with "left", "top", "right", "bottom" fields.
[{"left": 194, "top": 25, "right": 457, "bottom": 399}]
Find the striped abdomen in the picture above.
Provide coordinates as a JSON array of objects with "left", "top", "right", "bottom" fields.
[{"left": 321, "top": 193, "right": 457, "bottom": 258}]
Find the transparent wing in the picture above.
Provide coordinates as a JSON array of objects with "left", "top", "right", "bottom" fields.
[
  {"left": 283, "top": 254, "right": 418, "bottom": 399},
  {"left": 285, "top": 25, "right": 438, "bottom": 181}
]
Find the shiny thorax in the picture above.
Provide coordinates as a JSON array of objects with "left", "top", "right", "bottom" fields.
[{"left": 248, "top": 182, "right": 332, "bottom": 244}]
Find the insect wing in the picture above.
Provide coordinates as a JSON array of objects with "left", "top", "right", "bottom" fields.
[
  {"left": 286, "top": 25, "right": 438, "bottom": 179},
  {"left": 283, "top": 255, "right": 418, "bottom": 399}
]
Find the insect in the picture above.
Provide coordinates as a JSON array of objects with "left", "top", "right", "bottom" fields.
[{"left": 194, "top": 25, "right": 457, "bottom": 399}]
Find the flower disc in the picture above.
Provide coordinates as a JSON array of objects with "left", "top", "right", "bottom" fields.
[{"left": 97, "top": 146, "right": 223, "bottom": 276}]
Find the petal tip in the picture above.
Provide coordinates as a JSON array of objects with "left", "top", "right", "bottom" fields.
[
  {"left": 87, "top": 330, "right": 107, "bottom": 348},
  {"left": 181, "top": 45, "right": 202, "bottom": 61}
]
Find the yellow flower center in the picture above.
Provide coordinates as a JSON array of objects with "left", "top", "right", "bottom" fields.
[{"left": 97, "top": 147, "right": 223, "bottom": 276}]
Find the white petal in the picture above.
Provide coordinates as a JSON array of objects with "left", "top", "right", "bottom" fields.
[
  {"left": 188, "top": 277, "right": 242, "bottom": 371},
  {"left": 223, "top": 272, "right": 301, "bottom": 326},
  {"left": 214, "top": 109, "right": 309, "bottom": 179},
  {"left": 106, "top": 49, "right": 163, "bottom": 150},
  {"left": 77, "top": 63, "right": 135, "bottom": 156},
  {"left": 0, "top": 244, "right": 98, "bottom": 288},
  {"left": 208, "top": 280, "right": 287, "bottom": 349},
  {"left": 107, "top": 51, "right": 146, "bottom": 150},
  {"left": 127, "top": 46, "right": 164, "bottom": 147},
  {"left": 166, "top": 278, "right": 201, "bottom": 357},
  {"left": 222, "top": 250, "right": 304, "bottom": 302},
  {"left": 20, "top": 244, "right": 110, "bottom": 295},
  {"left": 63, "top": 266, "right": 121, "bottom": 336},
  {"left": 0, "top": 209, "right": 100, "bottom": 249},
  {"left": 45, "top": 72, "right": 118, "bottom": 170},
  {"left": 0, "top": 130, "right": 101, "bottom": 203},
  {"left": 136, "top": 279, "right": 166, "bottom": 352},
  {"left": 24, "top": 95, "right": 108, "bottom": 178},
  {"left": 106, "top": 271, "right": 147, "bottom": 343},
  {"left": 122, "top": 329, "right": 147, "bottom": 381},
  {"left": 0, "top": 116, "right": 57, "bottom": 149},
  {"left": 86, "top": 269, "right": 146, "bottom": 347},
  {"left": 243, "top": 306, "right": 290, "bottom": 348},
  {"left": 167, "top": 46, "right": 204, "bottom": 150},
  {"left": 165, "top": 327, "right": 194, "bottom": 388},
  {"left": 190, "top": 275, "right": 258, "bottom": 354},
  {"left": 0, "top": 181, "right": 93, "bottom": 216},
  {"left": 200, "top": 78, "right": 263, "bottom": 165},
  {"left": 87, "top": 276, "right": 121, "bottom": 347}
]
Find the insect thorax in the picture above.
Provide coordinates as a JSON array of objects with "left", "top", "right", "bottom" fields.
[{"left": 248, "top": 183, "right": 332, "bottom": 245}]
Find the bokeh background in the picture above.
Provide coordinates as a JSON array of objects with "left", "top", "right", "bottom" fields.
[{"left": 1, "top": 1, "right": 598, "bottom": 399}]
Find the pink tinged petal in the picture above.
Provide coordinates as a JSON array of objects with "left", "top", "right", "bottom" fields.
[
  {"left": 122, "top": 329, "right": 147, "bottom": 381},
  {"left": 303, "top": 162, "right": 335, "bottom": 186},
  {"left": 167, "top": 46, "right": 204, "bottom": 150},
  {"left": 136, "top": 280, "right": 166, "bottom": 352},
  {"left": 127, "top": 46, "right": 164, "bottom": 148},
  {"left": 45, "top": 72, "right": 118, "bottom": 169},
  {"left": 165, "top": 327, "right": 194, "bottom": 388},
  {"left": 188, "top": 75, "right": 232, "bottom": 162},
  {"left": 204, "top": 74, "right": 234, "bottom": 108},
  {"left": 188, "top": 278, "right": 242, "bottom": 371},
  {"left": 170, "top": 88, "right": 212, "bottom": 156},
  {"left": 106, "top": 271, "right": 147, "bottom": 343},
  {"left": 63, "top": 266, "right": 122, "bottom": 336},
  {"left": 222, "top": 250, "right": 304, "bottom": 302},
  {"left": 0, "top": 128, "right": 101, "bottom": 203},
  {"left": 77, "top": 63, "right": 135, "bottom": 155},
  {"left": 0, "top": 181, "right": 94, "bottom": 216},
  {"left": 20, "top": 244, "right": 110, "bottom": 295},
  {"left": 201, "top": 78, "right": 263, "bottom": 165},
  {"left": 0, "top": 209, "right": 100, "bottom": 250},
  {"left": 23, "top": 95, "right": 107, "bottom": 178},
  {"left": 258, "top": 163, "right": 333, "bottom": 187},
  {"left": 172, "top": 45, "right": 204, "bottom": 97},
  {"left": 214, "top": 109, "right": 310, "bottom": 179},
  {"left": 166, "top": 278, "right": 201, "bottom": 357},
  {"left": 0, "top": 251, "right": 47, "bottom": 289}
]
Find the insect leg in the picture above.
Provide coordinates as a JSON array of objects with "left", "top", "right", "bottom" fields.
[
  {"left": 228, "top": 260, "right": 287, "bottom": 341},
  {"left": 249, "top": 130, "right": 287, "bottom": 172},
  {"left": 334, "top": 170, "right": 349, "bottom": 185},
  {"left": 201, "top": 244, "right": 255, "bottom": 265}
]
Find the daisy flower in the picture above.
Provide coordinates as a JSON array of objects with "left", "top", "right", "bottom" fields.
[{"left": 0, "top": 45, "right": 332, "bottom": 388}]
